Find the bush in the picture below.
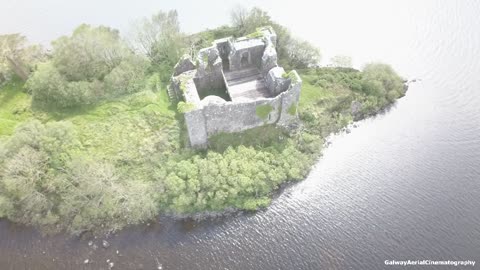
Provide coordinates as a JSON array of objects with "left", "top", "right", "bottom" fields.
[
  {"left": 59, "top": 157, "right": 157, "bottom": 234},
  {"left": 26, "top": 25, "right": 148, "bottom": 108},
  {"left": 1, "top": 145, "right": 59, "bottom": 228},
  {"left": 177, "top": 101, "right": 195, "bottom": 113},
  {"left": 158, "top": 143, "right": 315, "bottom": 213},
  {"left": 0, "top": 120, "right": 158, "bottom": 234}
]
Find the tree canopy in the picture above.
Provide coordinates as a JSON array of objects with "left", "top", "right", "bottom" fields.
[
  {"left": 230, "top": 6, "right": 320, "bottom": 69},
  {"left": 26, "top": 24, "right": 148, "bottom": 108},
  {"left": 130, "top": 10, "right": 185, "bottom": 81},
  {"left": 0, "top": 34, "right": 43, "bottom": 82}
]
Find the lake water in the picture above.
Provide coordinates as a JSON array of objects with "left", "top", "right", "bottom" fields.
[{"left": 1, "top": 1, "right": 480, "bottom": 269}]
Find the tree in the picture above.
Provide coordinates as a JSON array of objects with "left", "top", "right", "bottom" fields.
[
  {"left": 330, "top": 55, "right": 352, "bottom": 68},
  {"left": 361, "top": 63, "right": 404, "bottom": 98},
  {"left": 230, "top": 5, "right": 249, "bottom": 31},
  {"left": 0, "top": 34, "right": 43, "bottom": 82},
  {"left": 230, "top": 6, "right": 319, "bottom": 69},
  {"left": 231, "top": 7, "right": 271, "bottom": 36},
  {"left": 130, "top": 10, "right": 185, "bottom": 80},
  {"left": 51, "top": 24, "right": 130, "bottom": 81},
  {"left": 1, "top": 145, "right": 58, "bottom": 227},
  {"left": 26, "top": 25, "right": 147, "bottom": 108},
  {"left": 285, "top": 39, "right": 321, "bottom": 69}
]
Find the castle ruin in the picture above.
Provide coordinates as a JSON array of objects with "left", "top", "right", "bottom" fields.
[{"left": 169, "top": 27, "right": 302, "bottom": 148}]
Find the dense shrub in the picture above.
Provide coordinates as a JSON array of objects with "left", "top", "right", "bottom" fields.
[
  {"left": 0, "top": 120, "right": 158, "bottom": 234},
  {"left": 130, "top": 10, "right": 185, "bottom": 82},
  {"left": 159, "top": 143, "right": 316, "bottom": 213},
  {"left": 26, "top": 25, "right": 148, "bottom": 108}
]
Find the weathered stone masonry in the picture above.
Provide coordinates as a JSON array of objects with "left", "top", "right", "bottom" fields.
[{"left": 170, "top": 27, "right": 302, "bottom": 148}]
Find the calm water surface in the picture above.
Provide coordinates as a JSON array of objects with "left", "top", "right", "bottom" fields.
[{"left": 1, "top": 1, "right": 480, "bottom": 269}]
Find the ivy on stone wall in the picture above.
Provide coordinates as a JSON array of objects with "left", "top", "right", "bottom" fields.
[
  {"left": 256, "top": 104, "right": 273, "bottom": 119},
  {"left": 287, "top": 103, "right": 297, "bottom": 116},
  {"left": 177, "top": 101, "right": 195, "bottom": 113}
]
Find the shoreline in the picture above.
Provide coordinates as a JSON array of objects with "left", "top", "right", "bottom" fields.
[{"left": 160, "top": 82, "right": 411, "bottom": 224}]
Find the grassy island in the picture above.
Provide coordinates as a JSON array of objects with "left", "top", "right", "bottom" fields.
[{"left": 0, "top": 8, "right": 406, "bottom": 234}]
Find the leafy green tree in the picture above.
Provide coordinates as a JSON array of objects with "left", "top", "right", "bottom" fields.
[
  {"left": 0, "top": 34, "right": 44, "bottom": 82},
  {"left": 52, "top": 25, "right": 129, "bottom": 81},
  {"left": 27, "top": 62, "right": 96, "bottom": 108},
  {"left": 0, "top": 144, "right": 59, "bottom": 228},
  {"left": 230, "top": 6, "right": 320, "bottom": 69},
  {"left": 59, "top": 157, "right": 157, "bottom": 234},
  {"left": 231, "top": 7, "right": 272, "bottom": 36},
  {"left": 361, "top": 63, "right": 405, "bottom": 102},
  {"left": 103, "top": 55, "right": 149, "bottom": 96},
  {"left": 130, "top": 10, "right": 185, "bottom": 80},
  {"left": 285, "top": 39, "right": 321, "bottom": 69},
  {"left": 26, "top": 25, "right": 147, "bottom": 108},
  {"left": 362, "top": 63, "right": 404, "bottom": 94},
  {"left": 230, "top": 5, "right": 249, "bottom": 33}
]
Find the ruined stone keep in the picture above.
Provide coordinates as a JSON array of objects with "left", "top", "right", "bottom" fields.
[{"left": 169, "top": 27, "right": 302, "bottom": 148}]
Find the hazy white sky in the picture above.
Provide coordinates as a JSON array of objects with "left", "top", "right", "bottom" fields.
[
  {"left": 2, "top": 0, "right": 476, "bottom": 72},
  {"left": 1, "top": 0, "right": 262, "bottom": 43}
]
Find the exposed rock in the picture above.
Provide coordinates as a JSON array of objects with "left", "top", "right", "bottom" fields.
[
  {"left": 102, "top": 240, "right": 110, "bottom": 249},
  {"left": 351, "top": 100, "right": 362, "bottom": 119},
  {"left": 173, "top": 54, "right": 196, "bottom": 76}
]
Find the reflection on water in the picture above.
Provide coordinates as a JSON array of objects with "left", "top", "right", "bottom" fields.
[{"left": 1, "top": 1, "right": 480, "bottom": 269}]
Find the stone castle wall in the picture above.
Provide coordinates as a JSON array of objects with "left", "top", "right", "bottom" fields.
[
  {"left": 171, "top": 27, "right": 302, "bottom": 148},
  {"left": 184, "top": 72, "right": 301, "bottom": 148}
]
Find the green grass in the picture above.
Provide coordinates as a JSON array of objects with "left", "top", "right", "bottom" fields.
[
  {"left": 0, "top": 79, "right": 32, "bottom": 136},
  {"left": 68, "top": 88, "right": 178, "bottom": 163},
  {"left": 1, "top": 78, "right": 177, "bottom": 163},
  {"left": 297, "top": 72, "right": 332, "bottom": 108}
]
